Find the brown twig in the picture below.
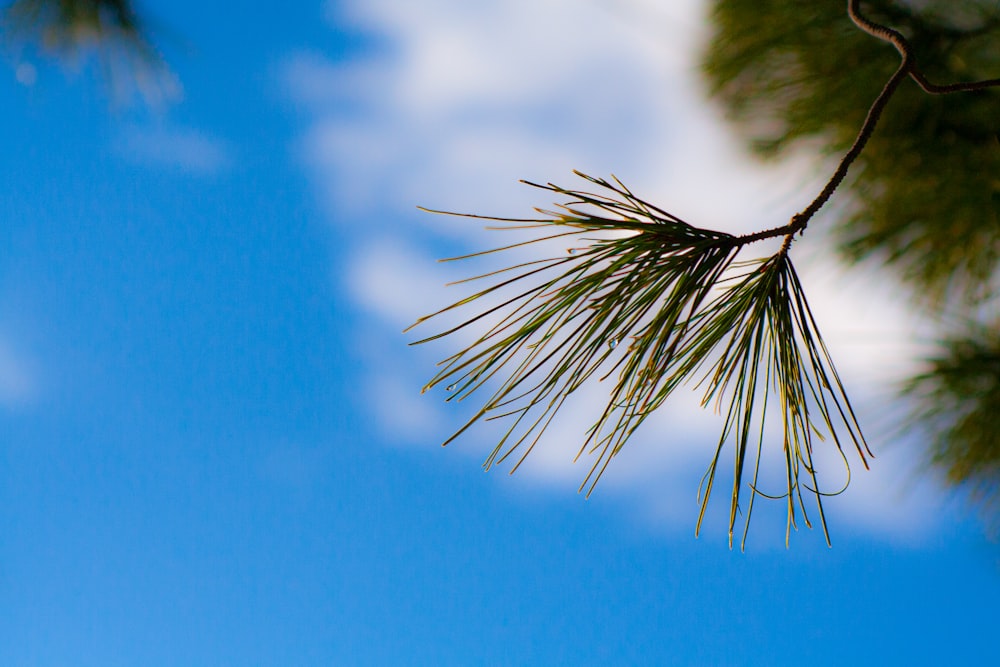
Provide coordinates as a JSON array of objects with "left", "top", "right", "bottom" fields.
[{"left": 739, "top": 0, "right": 1000, "bottom": 249}]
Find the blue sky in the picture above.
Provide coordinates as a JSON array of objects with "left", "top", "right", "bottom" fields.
[{"left": 1, "top": 0, "right": 998, "bottom": 665}]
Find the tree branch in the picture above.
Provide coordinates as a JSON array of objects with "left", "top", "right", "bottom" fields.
[
  {"left": 849, "top": 0, "right": 1000, "bottom": 94},
  {"left": 740, "top": 0, "right": 1000, "bottom": 247},
  {"left": 410, "top": 1, "right": 998, "bottom": 545}
]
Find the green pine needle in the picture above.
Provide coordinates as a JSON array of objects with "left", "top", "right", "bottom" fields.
[{"left": 408, "top": 172, "right": 871, "bottom": 547}]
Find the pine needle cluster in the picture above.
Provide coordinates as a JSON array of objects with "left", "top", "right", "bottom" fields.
[{"left": 409, "top": 173, "right": 870, "bottom": 547}]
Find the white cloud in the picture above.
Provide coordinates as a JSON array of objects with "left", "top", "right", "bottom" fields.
[
  {"left": 114, "top": 125, "right": 231, "bottom": 176},
  {"left": 291, "top": 0, "right": 716, "bottom": 217},
  {"left": 289, "top": 0, "right": 954, "bottom": 545},
  {"left": 345, "top": 238, "right": 446, "bottom": 329}
]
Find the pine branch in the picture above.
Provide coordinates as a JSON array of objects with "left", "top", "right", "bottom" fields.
[
  {"left": 849, "top": 0, "right": 1000, "bottom": 94},
  {"left": 409, "top": 174, "right": 869, "bottom": 547},
  {"left": 408, "top": 1, "right": 998, "bottom": 546},
  {"left": 2, "top": 0, "right": 174, "bottom": 104},
  {"left": 763, "top": 1, "right": 1000, "bottom": 241}
]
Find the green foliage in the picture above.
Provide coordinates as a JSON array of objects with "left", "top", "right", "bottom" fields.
[
  {"left": 907, "top": 326, "right": 1000, "bottom": 508},
  {"left": 409, "top": 174, "right": 869, "bottom": 547},
  {"left": 703, "top": 0, "right": 1000, "bottom": 303},
  {"left": 409, "top": 2, "right": 1000, "bottom": 541},
  {"left": 704, "top": 0, "right": 1000, "bottom": 518}
]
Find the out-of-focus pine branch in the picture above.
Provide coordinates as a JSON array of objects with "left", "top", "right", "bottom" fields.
[
  {"left": 1, "top": 0, "right": 177, "bottom": 103},
  {"left": 907, "top": 327, "right": 1000, "bottom": 512}
]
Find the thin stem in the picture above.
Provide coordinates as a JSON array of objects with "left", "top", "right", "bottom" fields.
[
  {"left": 849, "top": 0, "right": 1000, "bottom": 94},
  {"left": 737, "top": 0, "right": 1000, "bottom": 249},
  {"left": 786, "top": 58, "right": 910, "bottom": 236}
]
